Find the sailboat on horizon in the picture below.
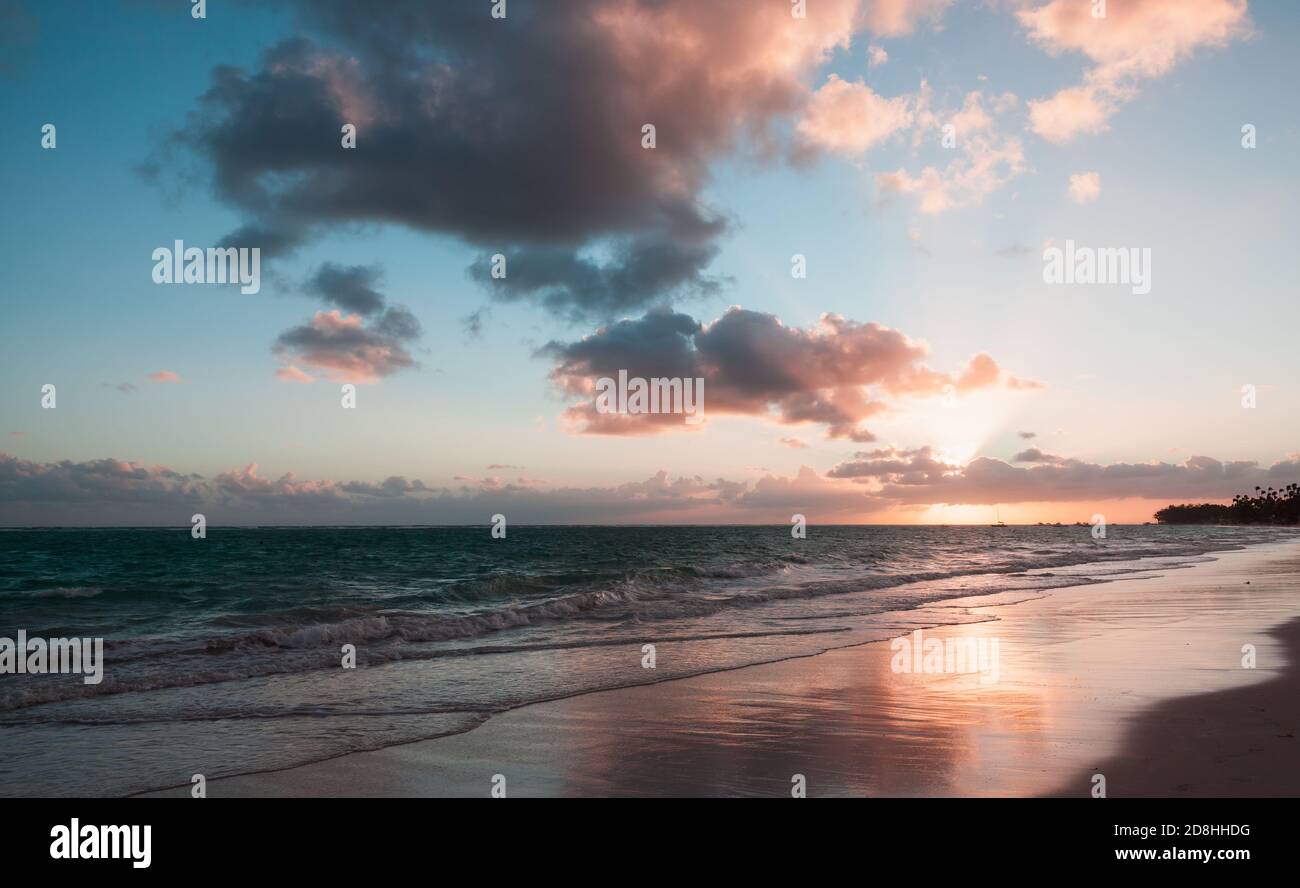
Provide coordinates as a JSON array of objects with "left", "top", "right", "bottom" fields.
[{"left": 991, "top": 507, "right": 1007, "bottom": 528}]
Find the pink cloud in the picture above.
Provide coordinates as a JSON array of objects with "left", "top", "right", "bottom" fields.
[
  {"left": 862, "top": 0, "right": 953, "bottom": 37},
  {"left": 1068, "top": 171, "right": 1101, "bottom": 203},
  {"left": 1026, "top": 84, "right": 1115, "bottom": 143},
  {"left": 273, "top": 309, "right": 419, "bottom": 384},
  {"left": 876, "top": 131, "right": 1025, "bottom": 214},
  {"left": 147, "top": 370, "right": 182, "bottom": 383},
  {"left": 873, "top": 86, "right": 1026, "bottom": 213},
  {"left": 797, "top": 75, "right": 913, "bottom": 154},
  {"left": 275, "top": 364, "right": 316, "bottom": 384},
  {"left": 1019, "top": 0, "right": 1251, "bottom": 143}
]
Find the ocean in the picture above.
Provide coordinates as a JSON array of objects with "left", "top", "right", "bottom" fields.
[{"left": 1, "top": 524, "right": 1294, "bottom": 796}]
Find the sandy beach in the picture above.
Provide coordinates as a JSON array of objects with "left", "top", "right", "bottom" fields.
[{"left": 136, "top": 537, "right": 1300, "bottom": 798}]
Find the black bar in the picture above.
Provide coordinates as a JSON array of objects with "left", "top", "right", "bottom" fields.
[{"left": 3, "top": 799, "right": 1287, "bottom": 874}]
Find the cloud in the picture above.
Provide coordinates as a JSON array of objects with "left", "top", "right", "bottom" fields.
[
  {"left": 460, "top": 309, "right": 487, "bottom": 339},
  {"left": 277, "top": 261, "right": 420, "bottom": 381},
  {"left": 0, "top": 453, "right": 886, "bottom": 525},
  {"left": 1012, "top": 447, "right": 1063, "bottom": 463},
  {"left": 862, "top": 0, "right": 953, "bottom": 37},
  {"left": 303, "top": 263, "right": 387, "bottom": 316},
  {"left": 0, "top": 454, "right": 208, "bottom": 512},
  {"left": 827, "top": 445, "right": 955, "bottom": 482},
  {"left": 275, "top": 364, "right": 316, "bottom": 384},
  {"left": 1018, "top": 431, "right": 1037, "bottom": 440},
  {"left": 273, "top": 308, "right": 420, "bottom": 383},
  {"left": 543, "top": 307, "right": 1036, "bottom": 440},
  {"left": 797, "top": 75, "right": 913, "bottom": 154},
  {"left": 1067, "top": 171, "right": 1101, "bottom": 203},
  {"left": 947, "top": 90, "right": 998, "bottom": 136},
  {"left": 795, "top": 81, "right": 1021, "bottom": 212},
  {"left": 1025, "top": 84, "right": 1115, "bottom": 143},
  {"left": 1019, "top": 0, "right": 1251, "bottom": 143},
  {"left": 873, "top": 86, "right": 1026, "bottom": 213},
  {"left": 1005, "top": 375, "right": 1046, "bottom": 391},
  {"left": 0, "top": 0, "right": 37, "bottom": 79},
  {"left": 453, "top": 475, "right": 502, "bottom": 489},
  {"left": 779, "top": 437, "right": 810, "bottom": 449},
  {"left": 876, "top": 131, "right": 1025, "bottom": 214},
  {"left": 475, "top": 240, "right": 728, "bottom": 321},
  {"left": 109, "top": 371, "right": 186, "bottom": 391},
  {"left": 867, "top": 44, "right": 889, "bottom": 67},
  {"left": 7, "top": 449, "right": 1297, "bottom": 526},
  {"left": 161, "top": 0, "right": 864, "bottom": 319},
  {"left": 996, "top": 242, "right": 1036, "bottom": 258},
  {"left": 830, "top": 449, "right": 1299, "bottom": 506}
]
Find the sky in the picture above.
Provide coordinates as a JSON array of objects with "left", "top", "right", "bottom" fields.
[{"left": 1, "top": 0, "right": 1298, "bottom": 525}]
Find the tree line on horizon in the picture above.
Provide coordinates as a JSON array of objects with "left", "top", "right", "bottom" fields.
[{"left": 1154, "top": 483, "right": 1300, "bottom": 525}]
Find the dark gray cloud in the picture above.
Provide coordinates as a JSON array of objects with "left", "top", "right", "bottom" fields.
[
  {"left": 9, "top": 449, "right": 1296, "bottom": 526},
  {"left": 304, "top": 263, "right": 386, "bottom": 316},
  {"left": 0, "top": 0, "right": 36, "bottom": 79},
  {"left": 0, "top": 454, "right": 882, "bottom": 526},
  {"left": 1013, "top": 447, "right": 1062, "bottom": 463},
  {"left": 158, "top": 0, "right": 861, "bottom": 319},
  {"left": 827, "top": 450, "right": 1300, "bottom": 506},
  {"left": 460, "top": 308, "right": 487, "bottom": 339},
  {"left": 543, "top": 307, "right": 1024, "bottom": 440},
  {"left": 0, "top": 455, "right": 207, "bottom": 511},
  {"left": 475, "top": 241, "right": 729, "bottom": 321}
]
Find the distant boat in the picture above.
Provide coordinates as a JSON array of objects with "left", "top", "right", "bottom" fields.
[{"left": 991, "top": 507, "right": 1007, "bottom": 527}]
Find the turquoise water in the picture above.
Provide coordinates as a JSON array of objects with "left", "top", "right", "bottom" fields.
[{"left": 0, "top": 524, "right": 1293, "bottom": 796}]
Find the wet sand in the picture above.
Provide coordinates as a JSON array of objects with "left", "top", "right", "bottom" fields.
[
  {"left": 1051, "top": 616, "right": 1300, "bottom": 797},
  {"left": 139, "top": 539, "right": 1300, "bottom": 797}
]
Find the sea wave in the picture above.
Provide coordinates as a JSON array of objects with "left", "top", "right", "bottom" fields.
[
  {"left": 3, "top": 527, "right": 1294, "bottom": 716},
  {"left": 31, "top": 587, "right": 103, "bottom": 599}
]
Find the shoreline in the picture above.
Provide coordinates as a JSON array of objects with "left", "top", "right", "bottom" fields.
[
  {"left": 136, "top": 537, "right": 1300, "bottom": 797},
  {"left": 1047, "top": 614, "right": 1300, "bottom": 797}
]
